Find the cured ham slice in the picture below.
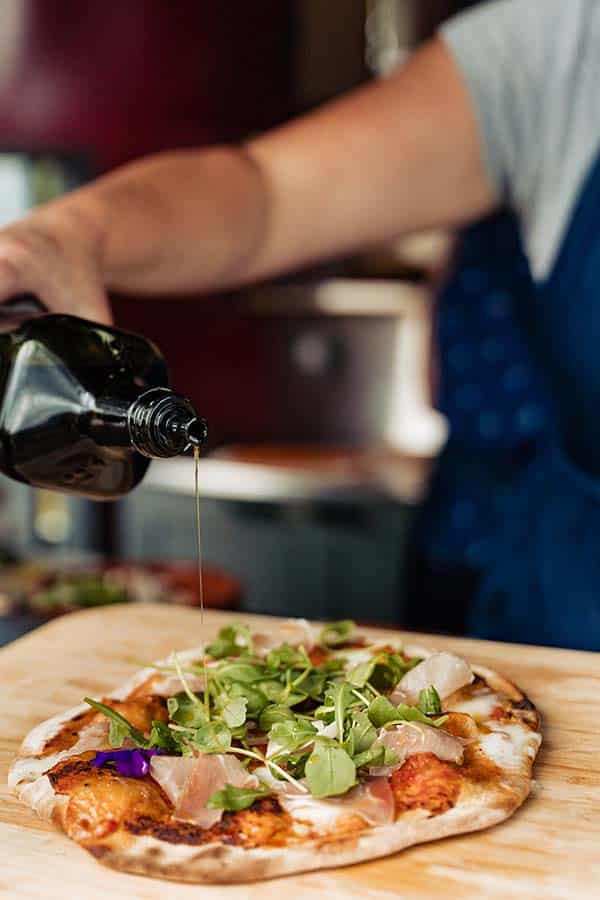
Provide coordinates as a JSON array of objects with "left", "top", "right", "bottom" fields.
[
  {"left": 395, "top": 652, "right": 473, "bottom": 704},
  {"left": 151, "top": 754, "right": 258, "bottom": 828},
  {"left": 369, "top": 722, "right": 465, "bottom": 776},
  {"left": 255, "top": 766, "right": 394, "bottom": 830}
]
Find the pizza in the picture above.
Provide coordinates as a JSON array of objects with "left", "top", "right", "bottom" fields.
[{"left": 9, "top": 618, "right": 542, "bottom": 884}]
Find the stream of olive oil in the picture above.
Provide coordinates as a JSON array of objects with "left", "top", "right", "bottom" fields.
[
  {"left": 193, "top": 445, "right": 204, "bottom": 625},
  {"left": 193, "top": 446, "right": 210, "bottom": 707}
]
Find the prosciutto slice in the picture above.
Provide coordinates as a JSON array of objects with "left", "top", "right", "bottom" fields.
[
  {"left": 254, "top": 767, "right": 394, "bottom": 830},
  {"left": 369, "top": 722, "right": 465, "bottom": 776},
  {"left": 394, "top": 652, "right": 473, "bottom": 704},
  {"left": 280, "top": 777, "right": 394, "bottom": 829},
  {"left": 151, "top": 754, "right": 258, "bottom": 828}
]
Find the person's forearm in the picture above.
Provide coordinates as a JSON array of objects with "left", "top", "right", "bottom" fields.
[
  {"left": 61, "top": 37, "right": 495, "bottom": 298},
  {"left": 62, "top": 147, "right": 269, "bottom": 295},
  {"left": 0, "top": 38, "right": 496, "bottom": 322}
]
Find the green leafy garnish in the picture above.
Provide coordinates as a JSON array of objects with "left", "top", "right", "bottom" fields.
[
  {"left": 188, "top": 721, "right": 232, "bottom": 754},
  {"left": 206, "top": 624, "right": 253, "bottom": 659},
  {"left": 221, "top": 696, "right": 248, "bottom": 728},
  {"left": 347, "top": 652, "right": 421, "bottom": 692},
  {"left": 285, "top": 750, "right": 311, "bottom": 778},
  {"left": 370, "top": 653, "right": 416, "bottom": 692},
  {"left": 394, "top": 704, "right": 448, "bottom": 727},
  {"left": 226, "top": 682, "right": 268, "bottom": 718},
  {"left": 305, "top": 740, "right": 356, "bottom": 798},
  {"left": 367, "top": 695, "right": 401, "bottom": 729},
  {"left": 418, "top": 685, "right": 442, "bottom": 716},
  {"left": 84, "top": 698, "right": 146, "bottom": 748},
  {"left": 147, "top": 720, "right": 180, "bottom": 753},
  {"left": 299, "top": 667, "right": 339, "bottom": 700},
  {"left": 167, "top": 693, "right": 208, "bottom": 728},
  {"left": 367, "top": 695, "right": 447, "bottom": 729},
  {"left": 353, "top": 743, "right": 398, "bottom": 769},
  {"left": 328, "top": 681, "right": 352, "bottom": 743},
  {"left": 267, "top": 719, "right": 316, "bottom": 756},
  {"left": 84, "top": 621, "right": 431, "bottom": 807},
  {"left": 348, "top": 711, "right": 377, "bottom": 755},
  {"left": 265, "top": 643, "right": 307, "bottom": 670},
  {"left": 319, "top": 620, "right": 355, "bottom": 647},
  {"left": 214, "top": 660, "right": 265, "bottom": 684},
  {"left": 347, "top": 656, "right": 378, "bottom": 688},
  {"left": 258, "top": 703, "right": 296, "bottom": 733},
  {"left": 206, "top": 783, "right": 271, "bottom": 811}
]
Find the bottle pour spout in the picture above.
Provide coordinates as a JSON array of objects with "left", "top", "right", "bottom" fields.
[
  {"left": 128, "top": 387, "right": 207, "bottom": 458},
  {"left": 184, "top": 417, "right": 208, "bottom": 448}
]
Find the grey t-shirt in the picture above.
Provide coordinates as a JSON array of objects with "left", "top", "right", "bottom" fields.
[{"left": 441, "top": 0, "right": 600, "bottom": 281}]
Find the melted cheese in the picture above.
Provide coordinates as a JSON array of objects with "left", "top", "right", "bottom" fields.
[
  {"left": 480, "top": 723, "right": 541, "bottom": 771},
  {"left": 447, "top": 691, "right": 500, "bottom": 721}
]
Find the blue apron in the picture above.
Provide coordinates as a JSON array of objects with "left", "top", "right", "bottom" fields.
[
  {"left": 468, "top": 148, "right": 600, "bottom": 649},
  {"left": 421, "top": 210, "right": 552, "bottom": 574}
]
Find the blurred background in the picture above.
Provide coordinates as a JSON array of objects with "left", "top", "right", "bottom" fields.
[{"left": 0, "top": 1, "right": 542, "bottom": 643}]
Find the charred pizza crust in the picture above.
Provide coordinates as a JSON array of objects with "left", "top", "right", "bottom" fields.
[{"left": 9, "top": 640, "right": 542, "bottom": 884}]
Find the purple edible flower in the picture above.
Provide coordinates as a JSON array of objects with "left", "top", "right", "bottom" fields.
[{"left": 92, "top": 748, "right": 163, "bottom": 777}]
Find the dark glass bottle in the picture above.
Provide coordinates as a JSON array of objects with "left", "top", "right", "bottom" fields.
[{"left": 0, "top": 310, "right": 207, "bottom": 500}]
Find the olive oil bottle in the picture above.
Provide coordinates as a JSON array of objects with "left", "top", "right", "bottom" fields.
[{"left": 0, "top": 310, "right": 207, "bottom": 499}]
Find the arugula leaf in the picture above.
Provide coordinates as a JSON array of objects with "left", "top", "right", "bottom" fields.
[
  {"left": 215, "top": 660, "right": 265, "bottom": 683},
  {"left": 399, "top": 655, "right": 422, "bottom": 674},
  {"left": 353, "top": 743, "right": 399, "bottom": 769},
  {"left": 313, "top": 701, "right": 335, "bottom": 724},
  {"left": 370, "top": 654, "right": 414, "bottom": 692},
  {"left": 206, "top": 624, "right": 253, "bottom": 660},
  {"left": 226, "top": 682, "right": 268, "bottom": 718},
  {"left": 167, "top": 693, "right": 208, "bottom": 728},
  {"left": 394, "top": 704, "right": 448, "bottom": 727},
  {"left": 352, "top": 744, "right": 384, "bottom": 769},
  {"left": 367, "top": 694, "right": 447, "bottom": 729},
  {"left": 300, "top": 667, "right": 341, "bottom": 699},
  {"left": 329, "top": 681, "right": 352, "bottom": 743},
  {"left": 257, "top": 679, "right": 306, "bottom": 707},
  {"left": 319, "top": 620, "right": 355, "bottom": 647},
  {"left": 349, "top": 711, "right": 377, "bottom": 755},
  {"left": 347, "top": 657, "right": 378, "bottom": 688},
  {"left": 257, "top": 680, "right": 288, "bottom": 703},
  {"left": 305, "top": 740, "right": 356, "bottom": 798},
  {"left": 367, "top": 695, "right": 400, "bottom": 729},
  {"left": 84, "top": 698, "right": 147, "bottom": 748},
  {"left": 347, "top": 652, "right": 421, "bottom": 692},
  {"left": 268, "top": 719, "right": 316, "bottom": 756},
  {"left": 206, "top": 783, "right": 271, "bottom": 811},
  {"left": 418, "top": 685, "right": 442, "bottom": 716},
  {"left": 265, "top": 643, "right": 308, "bottom": 670},
  {"left": 285, "top": 750, "right": 311, "bottom": 779},
  {"left": 221, "top": 696, "right": 248, "bottom": 728},
  {"left": 147, "top": 720, "right": 180, "bottom": 753},
  {"left": 190, "top": 721, "right": 232, "bottom": 754},
  {"left": 258, "top": 704, "right": 295, "bottom": 732}
]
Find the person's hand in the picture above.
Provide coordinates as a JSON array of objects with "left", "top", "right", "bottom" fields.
[{"left": 0, "top": 203, "right": 112, "bottom": 324}]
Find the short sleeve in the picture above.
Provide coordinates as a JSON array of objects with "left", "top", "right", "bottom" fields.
[{"left": 440, "top": 0, "right": 555, "bottom": 204}]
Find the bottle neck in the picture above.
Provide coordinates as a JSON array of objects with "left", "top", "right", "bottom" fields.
[{"left": 127, "top": 387, "right": 207, "bottom": 458}]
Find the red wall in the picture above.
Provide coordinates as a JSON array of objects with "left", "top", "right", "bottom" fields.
[{"left": 0, "top": 1, "right": 292, "bottom": 440}]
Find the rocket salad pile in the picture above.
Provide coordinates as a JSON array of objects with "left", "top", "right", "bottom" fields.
[{"left": 84, "top": 621, "right": 451, "bottom": 810}]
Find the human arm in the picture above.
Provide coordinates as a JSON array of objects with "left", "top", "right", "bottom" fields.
[{"left": 0, "top": 37, "right": 497, "bottom": 323}]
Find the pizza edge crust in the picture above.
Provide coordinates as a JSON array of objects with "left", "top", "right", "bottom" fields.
[{"left": 84, "top": 777, "right": 532, "bottom": 884}]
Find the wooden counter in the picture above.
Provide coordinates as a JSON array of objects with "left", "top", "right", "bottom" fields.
[{"left": 1, "top": 603, "right": 599, "bottom": 899}]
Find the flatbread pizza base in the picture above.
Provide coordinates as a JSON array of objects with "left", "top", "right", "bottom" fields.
[{"left": 9, "top": 645, "right": 541, "bottom": 884}]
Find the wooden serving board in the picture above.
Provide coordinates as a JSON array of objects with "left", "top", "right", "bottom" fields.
[{"left": 1, "top": 603, "right": 599, "bottom": 899}]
